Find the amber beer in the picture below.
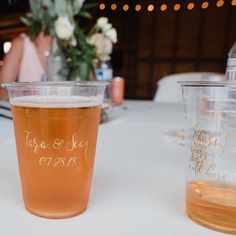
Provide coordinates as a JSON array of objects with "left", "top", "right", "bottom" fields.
[
  {"left": 11, "top": 95, "right": 102, "bottom": 219},
  {"left": 186, "top": 181, "right": 236, "bottom": 234}
]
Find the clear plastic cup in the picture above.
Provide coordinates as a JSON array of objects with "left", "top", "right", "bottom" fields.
[
  {"left": 180, "top": 81, "right": 236, "bottom": 234},
  {"left": 2, "top": 81, "right": 108, "bottom": 219}
]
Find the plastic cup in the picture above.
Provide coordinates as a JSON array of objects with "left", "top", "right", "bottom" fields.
[
  {"left": 180, "top": 81, "right": 236, "bottom": 234},
  {"left": 2, "top": 81, "right": 107, "bottom": 219}
]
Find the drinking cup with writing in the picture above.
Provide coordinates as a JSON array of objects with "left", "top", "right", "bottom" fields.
[
  {"left": 180, "top": 81, "right": 236, "bottom": 234},
  {"left": 3, "top": 81, "right": 108, "bottom": 219}
]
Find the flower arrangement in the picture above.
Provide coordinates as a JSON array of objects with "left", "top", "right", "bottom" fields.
[
  {"left": 21, "top": 0, "right": 117, "bottom": 80},
  {"left": 88, "top": 17, "right": 117, "bottom": 61}
]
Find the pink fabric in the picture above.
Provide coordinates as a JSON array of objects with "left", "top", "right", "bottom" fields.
[{"left": 18, "top": 34, "right": 45, "bottom": 82}]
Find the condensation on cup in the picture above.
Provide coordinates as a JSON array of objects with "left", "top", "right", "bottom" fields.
[{"left": 111, "top": 77, "right": 125, "bottom": 105}]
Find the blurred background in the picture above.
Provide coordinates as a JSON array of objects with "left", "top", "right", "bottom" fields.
[{"left": 1, "top": 0, "right": 236, "bottom": 99}]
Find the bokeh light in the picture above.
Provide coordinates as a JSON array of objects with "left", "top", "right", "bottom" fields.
[
  {"left": 135, "top": 4, "right": 142, "bottom": 11},
  {"left": 187, "top": 2, "right": 195, "bottom": 10},
  {"left": 160, "top": 4, "right": 167, "bottom": 11},
  {"left": 173, "top": 3, "right": 181, "bottom": 11},
  {"left": 111, "top": 3, "right": 117, "bottom": 10},
  {"left": 201, "top": 2, "right": 209, "bottom": 9},
  {"left": 147, "top": 4, "right": 154, "bottom": 12},
  {"left": 216, "top": 0, "right": 224, "bottom": 7},
  {"left": 99, "top": 3, "right": 105, "bottom": 10},
  {"left": 123, "top": 4, "right": 129, "bottom": 11}
]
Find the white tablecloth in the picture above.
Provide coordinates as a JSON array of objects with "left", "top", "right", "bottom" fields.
[{"left": 0, "top": 101, "right": 227, "bottom": 236}]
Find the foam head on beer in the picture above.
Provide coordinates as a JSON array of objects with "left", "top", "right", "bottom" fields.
[{"left": 11, "top": 95, "right": 102, "bottom": 108}]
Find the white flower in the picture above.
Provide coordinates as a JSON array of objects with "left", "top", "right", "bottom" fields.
[
  {"left": 103, "top": 23, "right": 112, "bottom": 32},
  {"left": 105, "top": 28, "right": 117, "bottom": 43},
  {"left": 97, "top": 17, "right": 108, "bottom": 29},
  {"left": 55, "top": 16, "right": 74, "bottom": 40},
  {"left": 88, "top": 33, "right": 113, "bottom": 61}
]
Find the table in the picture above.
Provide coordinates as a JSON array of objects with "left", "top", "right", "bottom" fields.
[{"left": 0, "top": 101, "right": 227, "bottom": 236}]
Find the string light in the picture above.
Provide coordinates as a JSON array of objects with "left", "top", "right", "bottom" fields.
[
  {"left": 99, "top": 3, "right": 105, "bottom": 10},
  {"left": 232, "top": 0, "right": 236, "bottom": 5},
  {"left": 173, "top": 3, "right": 181, "bottom": 11},
  {"left": 216, "top": 0, "right": 224, "bottom": 7},
  {"left": 147, "top": 4, "right": 154, "bottom": 12},
  {"left": 123, "top": 4, "right": 129, "bottom": 11},
  {"left": 99, "top": 1, "right": 230, "bottom": 12},
  {"left": 111, "top": 3, "right": 117, "bottom": 10},
  {"left": 160, "top": 4, "right": 167, "bottom": 11},
  {"left": 201, "top": 1, "right": 209, "bottom": 9},
  {"left": 135, "top": 4, "right": 142, "bottom": 11},
  {"left": 187, "top": 2, "right": 195, "bottom": 10}
]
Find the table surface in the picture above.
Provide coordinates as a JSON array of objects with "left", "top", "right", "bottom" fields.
[{"left": 0, "top": 100, "right": 227, "bottom": 236}]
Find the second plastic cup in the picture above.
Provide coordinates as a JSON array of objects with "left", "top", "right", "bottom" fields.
[{"left": 180, "top": 81, "right": 236, "bottom": 234}]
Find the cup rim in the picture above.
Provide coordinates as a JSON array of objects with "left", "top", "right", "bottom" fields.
[
  {"left": 1, "top": 81, "right": 109, "bottom": 88},
  {"left": 179, "top": 81, "right": 236, "bottom": 88}
]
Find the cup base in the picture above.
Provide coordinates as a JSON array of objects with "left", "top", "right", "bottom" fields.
[
  {"left": 187, "top": 210, "right": 236, "bottom": 235},
  {"left": 186, "top": 181, "right": 236, "bottom": 234},
  {"left": 25, "top": 206, "right": 87, "bottom": 219}
]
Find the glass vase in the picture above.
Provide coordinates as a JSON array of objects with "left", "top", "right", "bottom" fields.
[{"left": 47, "top": 38, "right": 66, "bottom": 81}]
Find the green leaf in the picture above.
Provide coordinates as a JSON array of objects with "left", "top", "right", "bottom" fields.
[
  {"left": 20, "top": 16, "right": 33, "bottom": 26},
  {"left": 78, "top": 11, "right": 92, "bottom": 19},
  {"left": 29, "top": 0, "right": 41, "bottom": 20},
  {"left": 72, "top": 0, "right": 82, "bottom": 15},
  {"left": 42, "top": 0, "right": 51, "bottom": 7},
  {"left": 79, "top": 62, "right": 89, "bottom": 80},
  {"left": 28, "top": 20, "right": 42, "bottom": 37},
  {"left": 55, "top": 0, "right": 68, "bottom": 16},
  {"left": 82, "top": 3, "right": 97, "bottom": 10},
  {"left": 43, "top": 11, "right": 56, "bottom": 36},
  {"left": 67, "top": 4, "right": 74, "bottom": 22},
  {"left": 47, "top": 1, "right": 56, "bottom": 17}
]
